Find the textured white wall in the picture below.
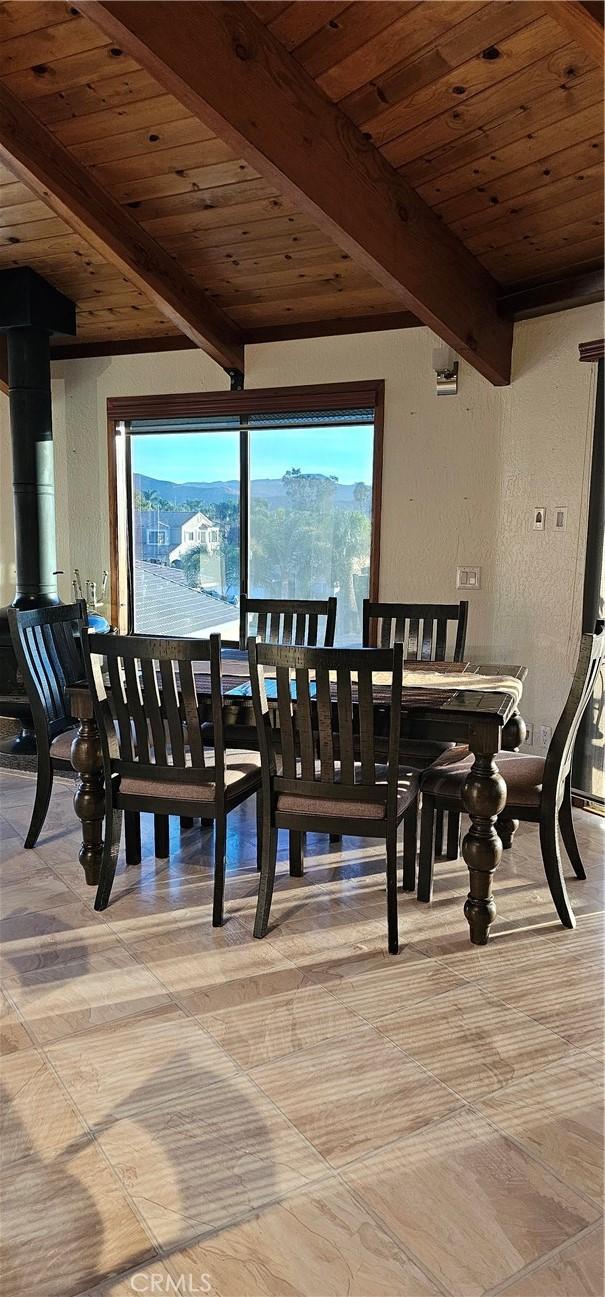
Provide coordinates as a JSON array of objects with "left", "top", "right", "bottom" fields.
[{"left": 1, "top": 303, "right": 601, "bottom": 745}]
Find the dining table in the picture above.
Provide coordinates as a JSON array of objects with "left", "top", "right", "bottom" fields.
[{"left": 65, "top": 650, "right": 527, "bottom": 946}]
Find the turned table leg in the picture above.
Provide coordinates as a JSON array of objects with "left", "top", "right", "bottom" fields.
[
  {"left": 66, "top": 685, "right": 105, "bottom": 886},
  {"left": 462, "top": 722, "right": 507, "bottom": 945},
  {"left": 502, "top": 710, "right": 527, "bottom": 752}
]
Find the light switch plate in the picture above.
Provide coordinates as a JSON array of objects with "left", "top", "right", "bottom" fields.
[
  {"left": 457, "top": 566, "right": 481, "bottom": 590},
  {"left": 554, "top": 506, "right": 567, "bottom": 531}
]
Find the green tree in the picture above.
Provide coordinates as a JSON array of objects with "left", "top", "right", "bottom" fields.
[
  {"left": 331, "top": 510, "right": 371, "bottom": 634},
  {"left": 353, "top": 481, "right": 371, "bottom": 512}
]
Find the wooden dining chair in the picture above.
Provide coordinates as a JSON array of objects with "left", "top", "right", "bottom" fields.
[
  {"left": 361, "top": 599, "right": 470, "bottom": 879},
  {"left": 82, "top": 631, "right": 262, "bottom": 920},
  {"left": 8, "top": 602, "right": 88, "bottom": 848},
  {"left": 362, "top": 599, "right": 468, "bottom": 660},
  {"left": 249, "top": 638, "right": 419, "bottom": 954},
  {"left": 239, "top": 595, "right": 337, "bottom": 651},
  {"left": 235, "top": 594, "right": 338, "bottom": 869},
  {"left": 417, "top": 623, "right": 605, "bottom": 928}
]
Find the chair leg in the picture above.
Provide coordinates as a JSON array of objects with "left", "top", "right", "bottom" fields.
[
  {"left": 200, "top": 817, "right": 213, "bottom": 829},
  {"left": 417, "top": 794, "right": 436, "bottom": 903},
  {"left": 539, "top": 815, "right": 576, "bottom": 929},
  {"left": 329, "top": 834, "right": 342, "bottom": 845},
  {"left": 94, "top": 808, "right": 122, "bottom": 911},
  {"left": 434, "top": 807, "right": 445, "bottom": 857},
  {"left": 386, "top": 832, "right": 399, "bottom": 955},
  {"left": 24, "top": 748, "right": 53, "bottom": 849},
  {"left": 446, "top": 810, "right": 461, "bottom": 860},
  {"left": 496, "top": 814, "right": 519, "bottom": 851},
  {"left": 402, "top": 799, "right": 418, "bottom": 892},
  {"left": 124, "top": 811, "right": 141, "bottom": 865},
  {"left": 558, "top": 774, "right": 586, "bottom": 879},
  {"left": 254, "top": 822, "right": 278, "bottom": 939},
  {"left": 256, "top": 791, "right": 263, "bottom": 871},
  {"left": 289, "top": 830, "right": 304, "bottom": 877},
  {"left": 154, "top": 814, "right": 170, "bottom": 859},
  {"left": 180, "top": 816, "right": 194, "bottom": 831},
  {"left": 212, "top": 816, "right": 226, "bottom": 927}
]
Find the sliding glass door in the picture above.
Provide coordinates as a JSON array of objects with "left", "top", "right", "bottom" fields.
[
  {"left": 249, "top": 417, "right": 374, "bottom": 643},
  {"left": 114, "top": 384, "right": 382, "bottom": 645},
  {"left": 129, "top": 422, "right": 241, "bottom": 640}
]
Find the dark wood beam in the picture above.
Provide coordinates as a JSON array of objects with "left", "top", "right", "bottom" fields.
[
  {"left": 51, "top": 335, "right": 198, "bottom": 361},
  {"left": 243, "top": 312, "right": 419, "bottom": 343},
  {"left": 50, "top": 312, "right": 420, "bottom": 358},
  {"left": 82, "top": 1, "right": 512, "bottom": 386},
  {"left": 0, "top": 83, "right": 243, "bottom": 373},
  {"left": 0, "top": 335, "right": 7, "bottom": 396},
  {"left": 499, "top": 266, "right": 604, "bottom": 320},
  {"left": 579, "top": 338, "right": 605, "bottom": 360},
  {"left": 550, "top": 1, "right": 604, "bottom": 64}
]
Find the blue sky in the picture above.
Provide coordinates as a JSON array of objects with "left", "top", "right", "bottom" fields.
[{"left": 132, "top": 426, "right": 373, "bottom": 485}]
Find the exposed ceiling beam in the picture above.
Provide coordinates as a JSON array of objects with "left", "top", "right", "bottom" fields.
[
  {"left": 243, "top": 312, "right": 419, "bottom": 343},
  {"left": 51, "top": 336, "right": 199, "bottom": 361},
  {"left": 498, "top": 266, "right": 604, "bottom": 320},
  {"left": 0, "top": 83, "right": 243, "bottom": 373},
  {"left": 550, "top": 1, "right": 604, "bottom": 63},
  {"left": 82, "top": 1, "right": 512, "bottom": 386}
]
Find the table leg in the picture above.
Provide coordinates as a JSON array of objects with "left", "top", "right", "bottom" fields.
[
  {"left": 462, "top": 723, "right": 507, "bottom": 945},
  {"left": 70, "top": 714, "right": 105, "bottom": 886},
  {"left": 502, "top": 710, "right": 526, "bottom": 751}
]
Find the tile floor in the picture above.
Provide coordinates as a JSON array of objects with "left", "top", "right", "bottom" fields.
[{"left": 0, "top": 766, "right": 603, "bottom": 1297}]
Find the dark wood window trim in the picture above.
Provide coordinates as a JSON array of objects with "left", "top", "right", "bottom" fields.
[
  {"left": 107, "top": 380, "right": 385, "bottom": 634},
  {"left": 579, "top": 339, "right": 605, "bottom": 362}
]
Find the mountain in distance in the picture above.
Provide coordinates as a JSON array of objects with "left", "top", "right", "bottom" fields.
[{"left": 134, "top": 473, "right": 368, "bottom": 510}]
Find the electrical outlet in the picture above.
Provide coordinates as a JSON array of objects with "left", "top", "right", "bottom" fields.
[
  {"left": 538, "top": 724, "right": 552, "bottom": 750},
  {"left": 533, "top": 507, "right": 546, "bottom": 531}
]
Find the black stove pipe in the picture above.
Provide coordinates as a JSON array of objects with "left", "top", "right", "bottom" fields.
[{"left": 7, "top": 325, "right": 59, "bottom": 609}]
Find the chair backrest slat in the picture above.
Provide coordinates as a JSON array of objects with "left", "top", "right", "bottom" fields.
[
  {"left": 122, "top": 655, "right": 149, "bottom": 763},
  {"left": 356, "top": 667, "right": 375, "bottom": 782},
  {"left": 82, "top": 632, "right": 224, "bottom": 790},
  {"left": 8, "top": 602, "right": 88, "bottom": 746},
  {"left": 282, "top": 611, "right": 293, "bottom": 645},
  {"left": 240, "top": 595, "right": 337, "bottom": 649},
  {"left": 107, "top": 653, "right": 133, "bottom": 760},
  {"left": 178, "top": 659, "right": 205, "bottom": 769},
  {"left": 421, "top": 618, "right": 434, "bottom": 661},
  {"left": 316, "top": 663, "right": 334, "bottom": 783},
  {"left": 336, "top": 666, "right": 355, "bottom": 783},
  {"left": 276, "top": 665, "right": 297, "bottom": 778},
  {"left": 248, "top": 641, "right": 403, "bottom": 812},
  {"left": 159, "top": 658, "right": 185, "bottom": 767},
  {"left": 295, "top": 667, "right": 316, "bottom": 779},
  {"left": 363, "top": 600, "right": 468, "bottom": 662},
  {"left": 140, "top": 657, "right": 167, "bottom": 764},
  {"left": 435, "top": 618, "right": 447, "bottom": 660}
]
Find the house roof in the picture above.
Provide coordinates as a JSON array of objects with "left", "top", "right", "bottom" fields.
[
  {"left": 133, "top": 560, "right": 238, "bottom": 636},
  {"left": 182, "top": 511, "right": 216, "bottom": 530},
  {"left": 136, "top": 510, "right": 193, "bottom": 529}
]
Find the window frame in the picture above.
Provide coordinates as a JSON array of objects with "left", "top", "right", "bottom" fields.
[{"left": 107, "top": 380, "right": 384, "bottom": 635}]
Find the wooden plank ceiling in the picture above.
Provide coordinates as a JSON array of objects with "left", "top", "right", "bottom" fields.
[{"left": 0, "top": 0, "right": 602, "bottom": 368}]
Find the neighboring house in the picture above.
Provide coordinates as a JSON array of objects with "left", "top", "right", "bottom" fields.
[
  {"left": 169, "top": 510, "right": 220, "bottom": 563},
  {"left": 134, "top": 510, "right": 193, "bottom": 563}
]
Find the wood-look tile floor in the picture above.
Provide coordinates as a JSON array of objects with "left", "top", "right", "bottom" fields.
[{"left": 0, "top": 767, "right": 603, "bottom": 1297}]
